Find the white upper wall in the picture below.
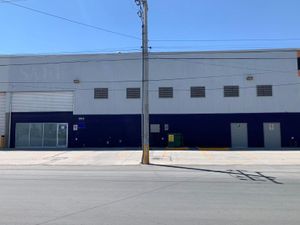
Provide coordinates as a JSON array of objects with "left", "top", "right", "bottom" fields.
[{"left": 0, "top": 49, "right": 299, "bottom": 114}]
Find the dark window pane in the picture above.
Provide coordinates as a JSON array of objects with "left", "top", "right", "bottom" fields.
[
  {"left": 43, "top": 123, "right": 57, "bottom": 147},
  {"left": 15, "top": 123, "right": 30, "bottom": 147},
  {"left": 30, "top": 123, "right": 43, "bottom": 147}
]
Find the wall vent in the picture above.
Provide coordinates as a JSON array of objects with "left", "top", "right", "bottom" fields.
[
  {"left": 94, "top": 88, "right": 108, "bottom": 99},
  {"left": 257, "top": 85, "right": 273, "bottom": 97},
  {"left": 126, "top": 88, "right": 141, "bottom": 99},
  {"left": 224, "top": 86, "right": 239, "bottom": 97},
  {"left": 191, "top": 86, "right": 205, "bottom": 98},
  {"left": 159, "top": 87, "right": 173, "bottom": 98}
]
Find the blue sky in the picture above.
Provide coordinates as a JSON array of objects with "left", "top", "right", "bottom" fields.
[{"left": 1, "top": 0, "right": 300, "bottom": 54}]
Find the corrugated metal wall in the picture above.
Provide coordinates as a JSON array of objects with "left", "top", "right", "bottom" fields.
[
  {"left": 0, "top": 92, "right": 6, "bottom": 136},
  {"left": 12, "top": 92, "right": 73, "bottom": 112},
  {"left": 1, "top": 50, "right": 298, "bottom": 115}
]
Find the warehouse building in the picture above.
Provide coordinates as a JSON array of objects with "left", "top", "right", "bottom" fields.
[{"left": 0, "top": 49, "right": 300, "bottom": 149}]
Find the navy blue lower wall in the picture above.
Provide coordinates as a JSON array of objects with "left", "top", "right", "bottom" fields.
[
  {"left": 71, "top": 115, "right": 141, "bottom": 148},
  {"left": 10, "top": 112, "right": 142, "bottom": 148},
  {"left": 10, "top": 112, "right": 300, "bottom": 148},
  {"left": 150, "top": 113, "right": 300, "bottom": 148}
]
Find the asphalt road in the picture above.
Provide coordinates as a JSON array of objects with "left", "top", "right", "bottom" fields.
[{"left": 0, "top": 165, "right": 299, "bottom": 225}]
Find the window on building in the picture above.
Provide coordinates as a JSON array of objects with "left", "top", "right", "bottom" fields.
[
  {"left": 298, "top": 57, "right": 300, "bottom": 70},
  {"left": 257, "top": 85, "right": 273, "bottom": 97},
  {"left": 159, "top": 87, "right": 173, "bottom": 98},
  {"left": 224, "top": 86, "right": 239, "bottom": 97},
  {"left": 126, "top": 88, "right": 141, "bottom": 99},
  {"left": 191, "top": 86, "right": 205, "bottom": 98},
  {"left": 94, "top": 88, "right": 108, "bottom": 99}
]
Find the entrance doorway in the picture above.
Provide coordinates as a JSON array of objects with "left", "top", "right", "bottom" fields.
[
  {"left": 263, "top": 123, "right": 281, "bottom": 149},
  {"left": 15, "top": 123, "right": 68, "bottom": 148},
  {"left": 231, "top": 123, "right": 248, "bottom": 148}
]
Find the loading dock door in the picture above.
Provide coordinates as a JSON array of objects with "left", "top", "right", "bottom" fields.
[
  {"left": 231, "top": 123, "right": 248, "bottom": 148},
  {"left": 12, "top": 91, "right": 73, "bottom": 112},
  {"left": 263, "top": 123, "right": 281, "bottom": 149}
]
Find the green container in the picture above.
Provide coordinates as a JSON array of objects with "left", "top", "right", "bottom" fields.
[{"left": 168, "top": 133, "right": 183, "bottom": 147}]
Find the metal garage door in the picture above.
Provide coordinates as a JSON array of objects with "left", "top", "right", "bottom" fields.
[
  {"left": 0, "top": 93, "right": 6, "bottom": 136},
  {"left": 12, "top": 91, "right": 73, "bottom": 112}
]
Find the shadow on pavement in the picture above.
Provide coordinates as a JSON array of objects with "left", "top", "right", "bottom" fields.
[{"left": 150, "top": 163, "right": 283, "bottom": 184}]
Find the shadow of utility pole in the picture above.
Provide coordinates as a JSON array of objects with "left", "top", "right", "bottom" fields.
[{"left": 150, "top": 164, "right": 283, "bottom": 185}]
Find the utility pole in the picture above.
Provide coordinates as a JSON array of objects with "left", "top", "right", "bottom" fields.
[{"left": 135, "top": 0, "right": 149, "bottom": 164}]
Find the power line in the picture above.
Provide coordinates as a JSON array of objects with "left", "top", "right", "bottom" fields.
[
  {"left": 4, "top": 2, "right": 140, "bottom": 40},
  {"left": 151, "top": 56, "right": 297, "bottom": 60},
  {"left": 3, "top": 2, "right": 300, "bottom": 47},
  {"left": 0, "top": 56, "right": 297, "bottom": 77},
  {"left": 0, "top": 47, "right": 141, "bottom": 58},
  {"left": 150, "top": 57, "right": 297, "bottom": 74},
  {"left": 3, "top": 1, "right": 300, "bottom": 44},
  {"left": 2, "top": 68, "right": 297, "bottom": 85},
  {"left": 5, "top": 2, "right": 300, "bottom": 45},
  {"left": 0, "top": 55, "right": 298, "bottom": 67},
  {"left": 148, "top": 48, "right": 300, "bottom": 55},
  {"left": 0, "top": 71, "right": 285, "bottom": 85},
  {"left": 0, "top": 0, "right": 26, "bottom": 3},
  {"left": 0, "top": 57, "right": 141, "bottom": 67},
  {"left": 149, "top": 46, "right": 300, "bottom": 53},
  {"left": 150, "top": 38, "right": 300, "bottom": 43},
  {"left": 9, "top": 81, "right": 300, "bottom": 93}
]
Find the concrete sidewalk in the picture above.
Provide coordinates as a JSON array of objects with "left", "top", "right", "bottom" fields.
[{"left": 0, "top": 150, "right": 299, "bottom": 165}]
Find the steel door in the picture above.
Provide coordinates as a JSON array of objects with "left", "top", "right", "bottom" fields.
[
  {"left": 231, "top": 123, "right": 248, "bottom": 148},
  {"left": 263, "top": 123, "right": 281, "bottom": 149}
]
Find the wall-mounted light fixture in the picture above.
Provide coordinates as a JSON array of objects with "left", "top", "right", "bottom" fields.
[
  {"left": 73, "top": 79, "right": 80, "bottom": 84},
  {"left": 246, "top": 75, "right": 254, "bottom": 81}
]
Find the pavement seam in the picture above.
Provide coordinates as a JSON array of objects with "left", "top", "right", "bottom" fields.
[{"left": 33, "top": 167, "right": 201, "bottom": 225}]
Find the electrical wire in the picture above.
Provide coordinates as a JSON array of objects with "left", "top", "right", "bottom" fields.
[
  {"left": 0, "top": 0, "right": 26, "bottom": 3},
  {"left": 148, "top": 48, "right": 300, "bottom": 55},
  {"left": 151, "top": 56, "right": 297, "bottom": 60},
  {"left": 0, "top": 56, "right": 297, "bottom": 80},
  {"left": 0, "top": 70, "right": 296, "bottom": 85},
  {"left": 4, "top": 2, "right": 300, "bottom": 46},
  {"left": 149, "top": 46, "right": 300, "bottom": 54},
  {"left": 0, "top": 48, "right": 142, "bottom": 58},
  {"left": 0, "top": 55, "right": 298, "bottom": 67},
  {"left": 4, "top": 1, "right": 140, "bottom": 40},
  {"left": 3, "top": 1, "right": 300, "bottom": 49},
  {"left": 150, "top": 57, "right": 297, "bottom": 74},
  {"left": 150, "top": 38, "right": 300, "bottom": 43},
  {"left": 0, "top": 57, "right": 141, "bottom": 67},
  {"left": 9, "top": 81, "right": 300, "bottom": 93}
]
